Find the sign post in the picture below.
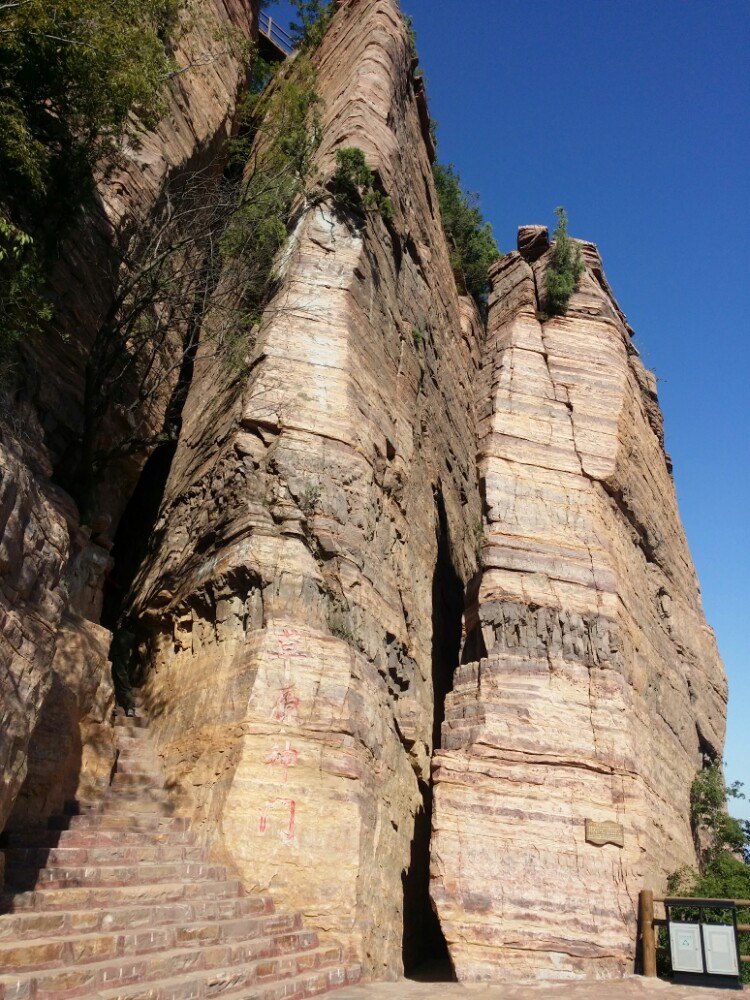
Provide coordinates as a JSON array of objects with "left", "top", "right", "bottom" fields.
[{"left": 665, "top": 898, "right": 743, "bottom": 990}]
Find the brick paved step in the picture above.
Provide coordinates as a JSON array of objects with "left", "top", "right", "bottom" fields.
[
  {"left": 0, "top": 938, "right": 339, "bottom": 999},
  {"left": 1, "top": 827, "right": 196, "bottom": 849},
  {"left": 0, "top": 877, "right": 246, "bottom": 911},
  {"left": 0, "top": 893, "right": 276, "bottom": 941},
  {"left": 2, "top": 843, "right": 207, "bottom": 868},
  {"left": 4, "top": 860, "right": 228, "bottom": 891},
  {"left": 0, "top": 916, "right": 312, "bottom": 972}
]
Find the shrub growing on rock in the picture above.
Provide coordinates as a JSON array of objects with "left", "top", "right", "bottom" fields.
[
  {"left": 432, "top": 162, "right": 500, "bottom": 310},
  {"left": 331, "top": 147, "right": 393, "bottom": 221},
  {"left": 545, "top": 206, "right": 584, "bottom": 315}
]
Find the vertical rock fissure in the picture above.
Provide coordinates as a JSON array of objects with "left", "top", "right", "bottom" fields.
[
  {"left": 401, "top": 487, "right": 464, "bottom": 979},
  {"left": 100, "top": 441, "right": 176, "bottom": 633}
]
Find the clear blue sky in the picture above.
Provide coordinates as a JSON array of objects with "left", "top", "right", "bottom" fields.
[{"left": 270, "top": 1, "right": 750, "bottom": 817}]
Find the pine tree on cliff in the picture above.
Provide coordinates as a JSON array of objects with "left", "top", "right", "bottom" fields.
[{"left": 545, "top": 206, "right": 585, "bottom": 315}]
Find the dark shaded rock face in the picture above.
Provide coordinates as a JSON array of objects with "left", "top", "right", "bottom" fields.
[{"left": 0, "top": 0, "right": 727, "bottom": 985}]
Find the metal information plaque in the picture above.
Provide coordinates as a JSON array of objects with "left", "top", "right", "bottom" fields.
[
  {"left": 703, "top": 924, "right": 740, "bottom": 977},
  {"left": 669, "top": 922, "right": 703, "bottom": 974},
  {"left": 665, "top": 898, "right": 743, "bottom": 990}
]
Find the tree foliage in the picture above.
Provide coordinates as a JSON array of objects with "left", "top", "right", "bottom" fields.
[
  {"left": 544, "top": 206, "right": 584, "bottom": 315},
  {"left": 0, "top": 0, "right": 181, "bottom": 367},
  {"left": 288, "top": 0, "right": 333, "bottom": 50},
  {"left": 432, "top": 162, "right": 500, "bottom": 309},
  {"left": 0, "top": 0, "right": 180, "bottom": 226}
]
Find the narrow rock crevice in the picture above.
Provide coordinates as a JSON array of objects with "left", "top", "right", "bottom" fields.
[{"left": 400, "top": 486, "right": 464, "bottom": 979}]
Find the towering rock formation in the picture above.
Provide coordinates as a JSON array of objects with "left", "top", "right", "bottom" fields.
[
  {"left": 0, "top": 0, "right": 729, "bottom": 987},
  {"left": 430, "top": 228, "right": 727, "bottom": 980},
  {"left": 128, "top": 0, "right": 482, "bottom": 978}
]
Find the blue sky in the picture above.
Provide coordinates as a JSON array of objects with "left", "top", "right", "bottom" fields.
[{"left": 270, "top": 1, "right": 750, "bottom": 817}]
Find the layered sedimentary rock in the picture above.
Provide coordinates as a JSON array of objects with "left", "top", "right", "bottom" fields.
[
  {"left": 0, "top": 0, "right": 259, "bottom": 837},
  {"left": 129, "top": 0, "right": 482, "bottom": 977},
  {"left": 431, "top": 229, "right": 727, "bottom": 980}
]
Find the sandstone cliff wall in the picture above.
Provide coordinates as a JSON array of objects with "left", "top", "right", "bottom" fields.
[
  {"left": 0, "top": 0, "right": 259, "bottom": 839},
  {"left": 0, "top": 0, "right": 729, "bottom": 984},
  {"left": 129, "top": 0, "right": 482, "bottom": 977},
  {"left": 431, "top": 229, "right": 728, "bottom": 980}
]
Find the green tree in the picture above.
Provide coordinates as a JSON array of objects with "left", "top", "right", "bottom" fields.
[
  {"left": 544, "top": 206, "right": 584, "bottom": 315},
  {"left": 288, "top": 0, "right": 333, "bottom": 50},
  {"left": 0, "top": 0, "right": 181, "bottom": 364},
  {"left": 432, "top": 162, "right": 500, "bottom": 309}
]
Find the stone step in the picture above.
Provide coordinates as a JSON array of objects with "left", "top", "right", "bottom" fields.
[
  {"left": 0, "top": 917, "right": 314, "bottom": 973},
  {"left": 0, "top": 895, "right": 279, "bottom": 942},
  {"left": 111, "top": 765, "right": 164, "bottom": 781},
  {"left": 2, "top": 843, "right": 207, "bottom": 868},
  {"left": 113, "top": 760, "right": 165, "bottom": 777},
  {"left": 1, "top": 828, "right": 195, "bottom": 850},
  {"left": 0, "top": 877, "right": 245, "bottom": 912},
  {"left": 91, "top": 958, "right": 359, "bottom": 1000},
  {"left": 114, "top": 715, "right": 150, "bottom": 731},
  {"left": 50, "top": 814, "right": 190, "bottom": 833},
  {"left": 0, "top": 938, "right": 339, "bottom": 999},
  {"left": 4, "top": 860, "right": 227, "bottom": 891}
]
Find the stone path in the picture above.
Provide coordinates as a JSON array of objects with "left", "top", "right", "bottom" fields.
[
  {"left": 0, "top": 709, "right": 360, "bottom": 999},
  {"left": 334, "top": 977, "right": 743, "bottom": 999}
]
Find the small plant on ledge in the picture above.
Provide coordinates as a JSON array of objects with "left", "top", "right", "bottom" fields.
[
  {"left": 330, "top": 146, "right": 393, "bottom": 222},
  {"left": 545, "top": 206, "right": 584, "bottom": 315}
]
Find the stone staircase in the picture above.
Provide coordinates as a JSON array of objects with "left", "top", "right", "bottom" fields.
[{"left": 0, "top": 709, "right": 361, "bottom": 999}]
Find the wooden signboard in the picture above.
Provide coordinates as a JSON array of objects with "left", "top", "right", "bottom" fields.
[{"left": 585, "top": 819, "right": 624, "bottom": 847}]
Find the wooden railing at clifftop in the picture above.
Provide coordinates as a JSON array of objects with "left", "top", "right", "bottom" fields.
[{"left": 639, "top": 889, "right": 750, "bottom": 977}]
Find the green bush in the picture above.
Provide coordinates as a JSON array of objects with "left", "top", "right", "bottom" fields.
[
  {"left": 432, "top": 162, "right": 500, "bottom": 309},
  {"left": 666, "top": 764, "right": 750, "bottom": 982},
  {"left": 331, "top": 147, "right": 393, "bottom": 221},
  {"left": 545, "top": 206, "right": 584, "bottom": 315}
]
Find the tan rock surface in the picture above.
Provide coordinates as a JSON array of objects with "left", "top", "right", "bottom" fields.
[
  {"left": 0, "top": 0, "right": 259, "bottom": 838},
  {"left": 431, "top": 234, "right": 727, "bottom": 980},
  {"left": 334, "top": 977, "right": 742, "bottom": 999},
  {"left": 130, "top": 0, "right": 482, "bottom": 978}
]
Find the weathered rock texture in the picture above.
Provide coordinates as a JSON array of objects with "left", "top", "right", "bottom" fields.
[
  {"left": 0, "top": 0, "right": 259, "bottom": 840},
  {"left": 129, "top": 0, "right": 482, "bottom": 978},
  {"left": 430, "top": 233, "right": 728, "bottom": 980},
  {"left": 0, "top": 0, "right": 729, "bottom": 986}
]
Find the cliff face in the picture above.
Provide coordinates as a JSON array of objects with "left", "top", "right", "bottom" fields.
[
  {"left": 128, "top": 0, "right": 482, "bottom": 977},
  {"left": 0, "top": 0, "right": 259, "bottom": 843},
  {"left": 0, "top": 0, "right": 729, "bottom": 986},
  {"left": 431, "top": 229, "right": 727, "bottom": 980}
]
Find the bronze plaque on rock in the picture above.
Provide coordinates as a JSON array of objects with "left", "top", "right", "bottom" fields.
[{"left": 585, "top": 819, "right": 624, "bottom": 847}]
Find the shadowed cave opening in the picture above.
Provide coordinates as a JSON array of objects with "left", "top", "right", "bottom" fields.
[{"left": 401, "top": 489, "right": 464, "bottom": 980}]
